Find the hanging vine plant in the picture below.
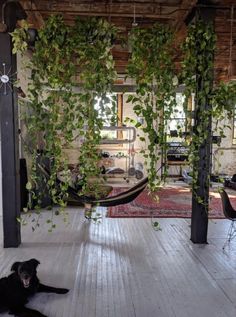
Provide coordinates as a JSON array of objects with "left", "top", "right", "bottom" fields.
[
  {"left": 11, "top": 13, "right": 236, "bottom": 231},
  {"left": 126, "top": 23, "right": 178, "bottom": 191},
  {"left": 11, "top": 15, "right": 117, "bottom": 230},
  {"left": 181, "top": 19, "right": 236, "bottom": 201},
  {"left": 72, "top": 17, "right": 117, "bottom": 198}
]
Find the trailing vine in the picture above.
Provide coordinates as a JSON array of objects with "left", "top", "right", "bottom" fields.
[
  {"left": 127, "top": 23, "right": 177, "bottom": 191},
  {"left": 11, "top": 19, "right": 29, "bottom": 54},
  {"left": 181, "top": 19, "right": 216, "bottom": 199},
  {"left": 72, "top": 17, "right": 117, "bottom": 197},
  {"left": 12, "top": 15, "right": 117, "bottom": 230},
  {"left": 181, "top": 19, "right": 236, "bottom": 204},
  {"left": 11, "top": 14, "right": 236, "bottom": 231}
]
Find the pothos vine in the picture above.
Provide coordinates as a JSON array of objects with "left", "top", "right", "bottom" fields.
[
  {"left": 181, "top": 19, "right": 236, "bottom": 205},
  {"left": 12, "top": 15, "right": 117, "bottom": 230},
  {"left": 126, "top": 23, "right": 178, "bottom": 191},
  {"left": 11, "top": 15, "right": 236, "bottom": 231}
]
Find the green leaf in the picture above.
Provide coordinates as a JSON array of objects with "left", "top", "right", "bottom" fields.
[{"left": 26, "top": 182, "right": 32, "bottom": 190}]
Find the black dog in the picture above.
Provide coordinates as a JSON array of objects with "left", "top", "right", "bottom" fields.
[{"left": 0, "top": 258, "right": 69, "bottom": 317}]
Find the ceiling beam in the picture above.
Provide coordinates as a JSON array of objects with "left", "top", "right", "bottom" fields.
[
  {"left": 21, "top": 9, "right": 177, "bottom": 20},
  {"left": 19, "top": 0, "right": 44, "bottom": 29},
  {"left": 174, "top": 0, "right": 198, "bottom": 30}
]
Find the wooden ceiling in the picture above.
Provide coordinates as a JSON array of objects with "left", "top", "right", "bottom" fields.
[{"left": 19, "top": 0, "right": 236, "bottom": 82}]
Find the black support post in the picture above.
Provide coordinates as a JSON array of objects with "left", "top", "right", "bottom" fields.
[
  {"left": 0, "top": 0, "right": 26, "bottom": 247},
  {"left": 190, "top": 7, "right": 216, "bottom": 244}
]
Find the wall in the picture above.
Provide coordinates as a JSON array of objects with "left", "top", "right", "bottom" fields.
[
  {"left": 123, "top": 94, "right": 236, "bottom": 178},
  {"left": 212, "top": 116, "right": 236, "bottom": 176}
]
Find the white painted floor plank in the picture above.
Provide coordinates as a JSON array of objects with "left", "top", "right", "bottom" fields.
[{"left": 0, "top": 208, "right": 235, "bottom": 317}]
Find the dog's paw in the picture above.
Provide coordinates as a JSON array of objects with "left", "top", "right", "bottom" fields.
[{"left": 56, "top": 288, "right": 69, "bottom": 294}]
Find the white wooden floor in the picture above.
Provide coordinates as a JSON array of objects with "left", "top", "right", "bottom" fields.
[{"left": 0, "top": 207, "right": 236, "bottom": 317}]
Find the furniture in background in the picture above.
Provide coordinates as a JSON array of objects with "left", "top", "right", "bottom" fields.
[
  {"left": 182, "top": 169, "right": 192, "bottom": 184},
  {"left": 163, "top": 142, "right": 189, "bottom": 178},
  {"left": 224, "top": 174, "right": 236, "bottom": 190},
  {"left": 99, "top": 126, "right": 144, "bottom": 181},
  {"left": 219, "top": 189, "right": 236, "bottom": 249},
  {"left": 20, "top": 158, "right": 28, "bottom": 211}
]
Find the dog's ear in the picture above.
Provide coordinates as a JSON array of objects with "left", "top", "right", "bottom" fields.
[
  {"left": 28, "top": 258, "right": 40, "bottom": 268},
  {"left": 11, "top": 261, "right": 21, "bottom": 272}
]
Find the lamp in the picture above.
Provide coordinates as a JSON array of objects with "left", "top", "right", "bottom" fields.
[{"left": 132, "top": 4, "right": 138, "bottom": 27}]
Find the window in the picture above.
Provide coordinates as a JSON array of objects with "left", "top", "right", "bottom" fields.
[
  {"left": 166, "top": 93, "right": 187, "bottom": 142},
  {"left": 165, "top": 93, "right": 189, "bottom": 163},
  {"left": 94, "top": 93, "right": 123, "bottom": 143},
  {"left": 94, "top": 94, "right": 118, "bottom": 126}
]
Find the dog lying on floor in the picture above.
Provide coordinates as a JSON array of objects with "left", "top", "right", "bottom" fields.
[{"left": 0, "top": 258, "right": 69, "bottom": 317}]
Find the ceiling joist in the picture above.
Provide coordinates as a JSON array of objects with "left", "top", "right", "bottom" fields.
[{"left": 18, "top": 0, "right": 236, "bottom": 82}]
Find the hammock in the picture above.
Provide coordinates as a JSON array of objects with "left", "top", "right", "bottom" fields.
[
  {"left": 68, "top": 176, "right": 148, "bottom": 207},
  {"left": 37, "top": 163, "right": 148, "bottom": 208}
]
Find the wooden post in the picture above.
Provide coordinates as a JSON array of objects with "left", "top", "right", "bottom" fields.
[
  {"left": 0, "top": 0, "right": 26, "bottom": 247},
  {"left": 190, "top": 6, "right": 216, "bottom": 244}
]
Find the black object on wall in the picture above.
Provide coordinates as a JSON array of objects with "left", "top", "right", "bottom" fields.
[
  {"left": 20, "top": 155, "right": 53, "bottom": 212},
  {"left": 20, "top": 158, "right": 28, "bottom": 211},
  {"left": 0, "top": 0, "right": 26, "bottom": 247},
  {"left": 35, "top": 152, "right": 52, "bottom": 208}
]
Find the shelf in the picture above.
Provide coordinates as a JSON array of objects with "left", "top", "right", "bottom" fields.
[{"left": 167, "top": 161, "right": 188, "bottom": 165}]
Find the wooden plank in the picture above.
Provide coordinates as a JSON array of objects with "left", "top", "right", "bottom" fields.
[{"left": 0, "top": 210, "right": 236, "bottom": 316}]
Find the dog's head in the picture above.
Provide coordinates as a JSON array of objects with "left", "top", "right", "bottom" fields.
[{"left": 11, "top": 258, "right": 40, "bottom": 288}]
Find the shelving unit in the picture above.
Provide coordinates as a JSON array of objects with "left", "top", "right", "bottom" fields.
[
  {"left": 99, "top": 126, "right": 143, "bottom": 182},
  {"left": 162, "top": 141, "right": 189, "bottom": 178}
]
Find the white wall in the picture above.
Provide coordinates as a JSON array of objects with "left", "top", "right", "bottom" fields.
[
  {"left": 212, "top": 116, "right": 236, "bottom": 175},
  {"left": 123, "top": 95, "right": 236, "bottom": 177}
]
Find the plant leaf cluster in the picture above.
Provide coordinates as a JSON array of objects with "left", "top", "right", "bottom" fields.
[
  {"left": 13, "top": 15, "right": 117, "bottom": 229},
  {"left": 12, "top": 15, "right": 236, "bottom": 230},
  {"left": 181, "top": 19, "right": 236, "bottom": 202},
  {"left": 127, "top": 23, "right": 177, "bottom": 190}
]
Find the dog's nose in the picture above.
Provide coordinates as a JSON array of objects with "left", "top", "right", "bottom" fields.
[{"left": 23, "top": 273, "right": 29, "bottom": 279}]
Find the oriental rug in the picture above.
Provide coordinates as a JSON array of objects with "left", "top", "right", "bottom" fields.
[{"left": 107, "top": 187, "right": 236, "bottom": 218}]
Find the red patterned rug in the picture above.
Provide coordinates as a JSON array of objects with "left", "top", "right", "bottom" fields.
[{"left": 107, "top": 187, "right": 236, "bottom": 218}]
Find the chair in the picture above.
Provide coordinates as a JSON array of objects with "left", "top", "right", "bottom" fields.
[
  {"left": 219, "top": 189, "right": 236, "bottom": 249},
  {"left": 224, "top": 174, "right": 236, "bottom": 191},
  {"left": 182, "top": 169, "right": 192, "bottom": 184}
]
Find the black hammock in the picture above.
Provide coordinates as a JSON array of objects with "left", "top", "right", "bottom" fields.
[{"left": 38, "top": 163, "right": 148, "bottom": 208}]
